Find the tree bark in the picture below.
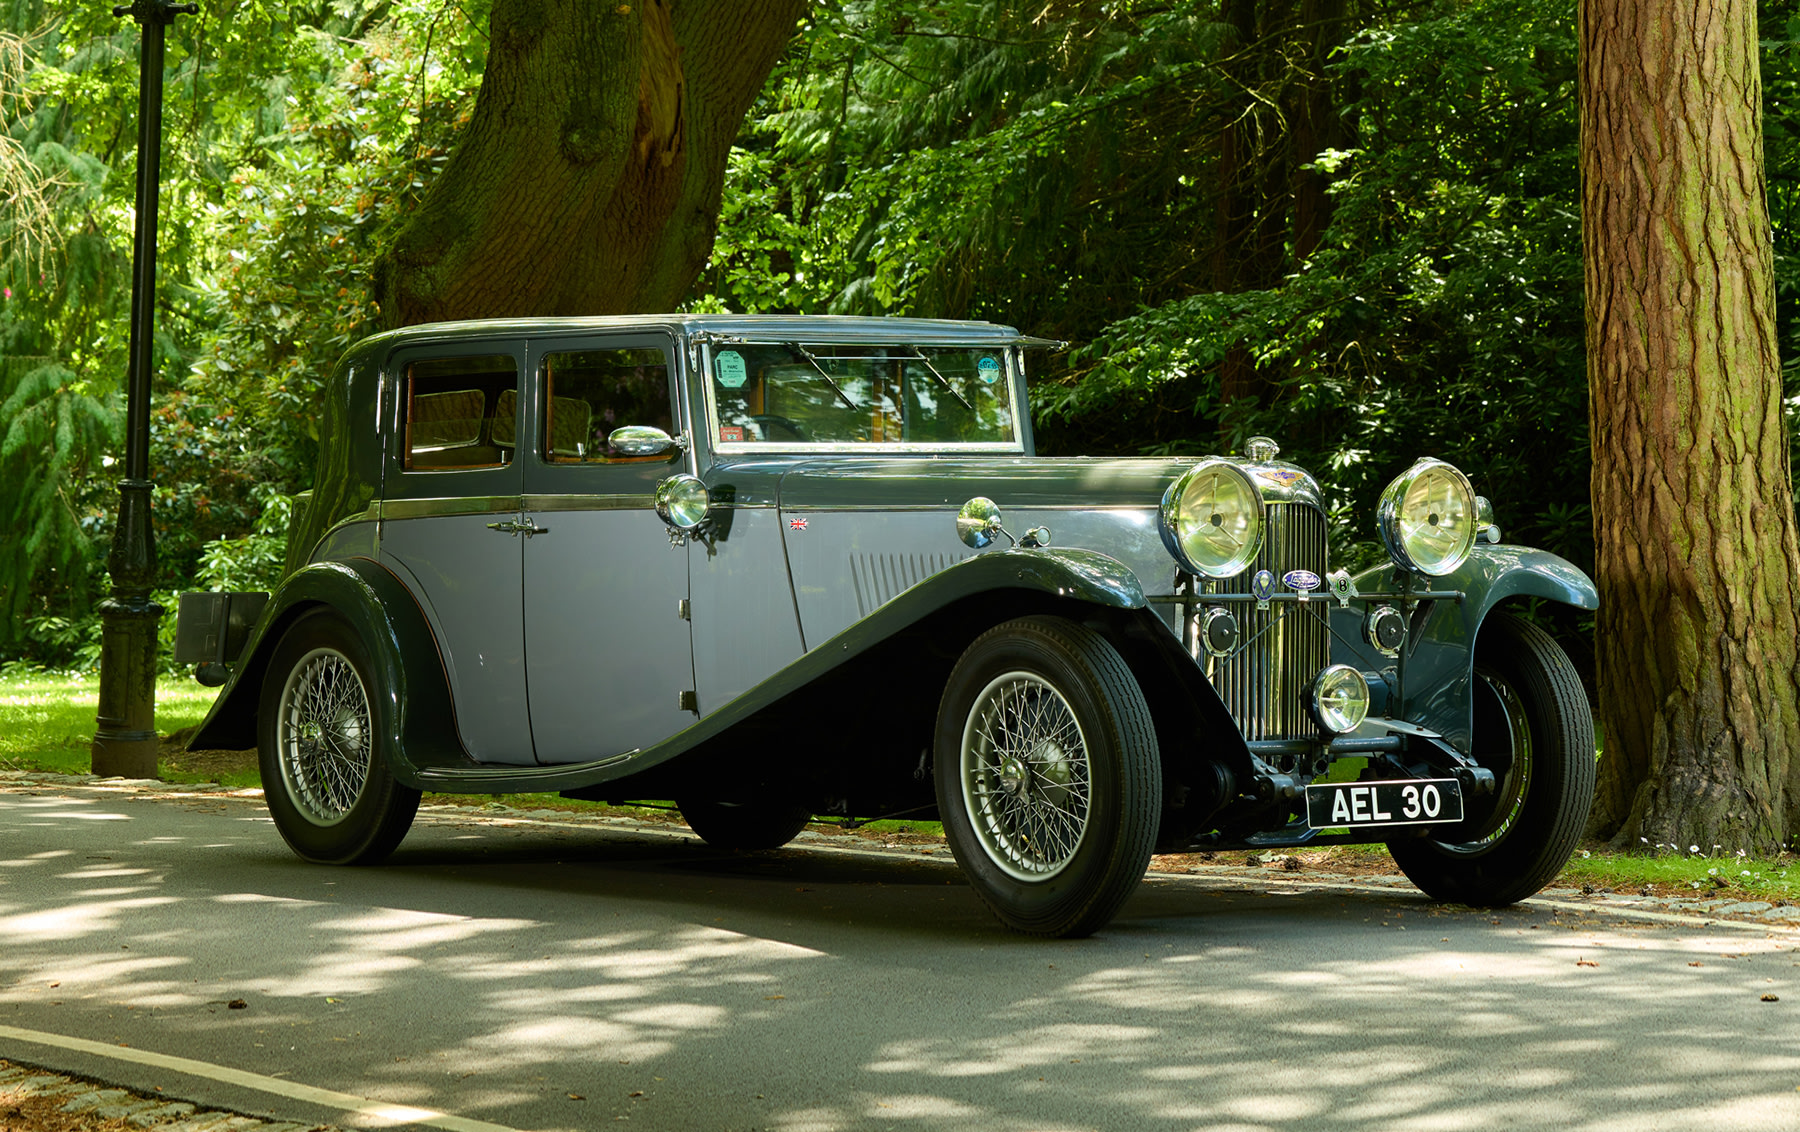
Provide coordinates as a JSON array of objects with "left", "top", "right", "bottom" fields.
[
  {"left": 1580, "top": 0, "right": 1800, "bottom": 852},
  {"left": 374, "top": 0, "right": 804, "bottom": 326}
]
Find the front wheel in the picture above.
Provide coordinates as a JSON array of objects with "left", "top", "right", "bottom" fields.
[
  {"left": 934, "top": 616, "right": 1161, "bottom": 937},
  {"left": 1388, "top": 611, "right": 1595, "bottom": 905},
  {"left": 258, "top": 610, "right": 420, "bottom": 865}
]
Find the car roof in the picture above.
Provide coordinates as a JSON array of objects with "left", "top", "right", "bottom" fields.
[{"left": 351, "top": 314, "right": 1063, "bottom": 352}]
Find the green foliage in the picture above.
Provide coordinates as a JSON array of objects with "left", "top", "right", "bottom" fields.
[
  {"left": 1082, "top": 0, "right": 1589, "bottom": 562},
  {"left": 196, "top": 491, "right": 292, "bottom": 593},
  {"left": 0, "top": 0, "right": 487, "bottom": 669},
  {"left": 0, "top": 357, "right": 119, "bottom": 650}
]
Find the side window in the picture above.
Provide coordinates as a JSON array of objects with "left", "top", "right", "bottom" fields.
[
  {"left": 404, "top": 355, "right": 519, "bottom": 471},
  {"left": 540, "top": 348, "right": 674, "bottom": 463}
]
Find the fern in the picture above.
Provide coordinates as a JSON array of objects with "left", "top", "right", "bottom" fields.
[{"left": 0, "top": 356, "right": 120, "bottom": 646}]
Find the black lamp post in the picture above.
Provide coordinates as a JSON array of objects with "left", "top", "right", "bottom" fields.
[{"left": 91, "top": 0, "right": 196, "bottom": 779}]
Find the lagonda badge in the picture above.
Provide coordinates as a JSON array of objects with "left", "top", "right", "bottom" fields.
[
  {"left": 1260, "top": 468, "right": 1307, "bottom": 487},
  {"left": 1283, "top": 569, "right": 1321, "bottom": 592}
]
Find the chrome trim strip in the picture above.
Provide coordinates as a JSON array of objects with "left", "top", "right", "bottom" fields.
[
  {"left": 523, "top": 493, "right": 656, "bottom": 512},
  {"left": 416, "top": 751, "right": 637, "bottom": 782},
  {"left": 1153, "top": 589, "right": 1466, "bottom": 605},
  {"left": 380, "top": 496, "right": 520, "bottom": 520},
  {"left": 710, "top": 442, "right": 1026, "bottom": 456},
  {"left": 780, "top": 503, "right": 1161, "bottom": 515}
]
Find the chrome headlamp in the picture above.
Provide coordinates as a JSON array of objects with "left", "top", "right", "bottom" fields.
[
  {"left": 1377, "top": 459, "right": 1477, "bottom": 577},
  {"left": 1308, "top": 665, "right": 1371, "bottom": 734},
  {"left": 655, "top": 474, "right": 711, "bottom": 530},
  {"left": 1160, "top": 459, "right": 1265, "bottom": 579}
]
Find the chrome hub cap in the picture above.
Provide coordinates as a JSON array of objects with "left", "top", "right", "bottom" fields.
[
  {"left": 960, "top": 671, "right": 1092, "bottom": 881},
  {"left": 276, "top": 647, "right": 373, "bottom": 826}
]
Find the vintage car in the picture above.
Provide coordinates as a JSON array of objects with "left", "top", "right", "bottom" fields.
[{"left": 179, "top": 314, "right": 1597, "bottom": 938}]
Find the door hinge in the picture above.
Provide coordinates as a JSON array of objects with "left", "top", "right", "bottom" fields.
[
  {"left": 678, "top": 690, "right": 698, "bottom": 713},
  {"left": 677, "top": 598, "right": 690, "bottom": 621}
]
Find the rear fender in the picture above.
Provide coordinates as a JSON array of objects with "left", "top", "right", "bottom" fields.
[
  {"left": 187, "top": 558, "right": 466, "bottom": 781},
  {"left": 1331, "top": 544, "right": 1597, "bottom": 752}
]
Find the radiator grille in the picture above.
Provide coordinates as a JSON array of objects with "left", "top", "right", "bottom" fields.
[{"left": 1203, "top": 502, "right": 1330, "bottom": 742}]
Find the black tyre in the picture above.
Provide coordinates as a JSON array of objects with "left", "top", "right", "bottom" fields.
[
  {"left": 934, "top": 616, "right": 1161, "bottom": 938},
  {"left": 1388, "top": 611, "right": 1595, "bottom": 905},
  {"left": 257, "top": 610, "right": 420, "bottom": 865},
  {"left": 678, "top": 797, "right": 816, "bottom": 850}
]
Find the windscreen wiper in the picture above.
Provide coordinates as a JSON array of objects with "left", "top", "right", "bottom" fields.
[
  {"left": 788, "top": 344, "right": 860, "bottom": 411},
  {"left": 904, "top": 347, "right": 973, "bottom": 411}
]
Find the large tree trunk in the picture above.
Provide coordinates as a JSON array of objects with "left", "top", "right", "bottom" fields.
[
  {"left": 1580, "top": 0, "right": 1800, "bottom": 852},
  {"left": 374, "top": 0, "right": 804, "bottom": 326}
]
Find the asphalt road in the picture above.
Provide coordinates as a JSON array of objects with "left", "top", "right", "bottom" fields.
[{"left": 2, "top": 781, "right": 1798, "bottom": 1132}]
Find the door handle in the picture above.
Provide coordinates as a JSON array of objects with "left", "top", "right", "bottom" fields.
[{"left": 486, "top": 518, "right": 549, "bottom": 537}]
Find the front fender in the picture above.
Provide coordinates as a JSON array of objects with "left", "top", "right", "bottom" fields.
[
  {"left": 1331, "top": 544, "right": 1596, "bottom": 752},
  {"left": 638, "top": 546, "right": 1147, "bottom": 763},
  {"left": 187, "top": 558, "right": 466, "bottom": 781}
]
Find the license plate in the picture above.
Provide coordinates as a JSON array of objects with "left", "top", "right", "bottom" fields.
[{"left": 1304, "top": 778, "right": 1464, "bottom": 830}]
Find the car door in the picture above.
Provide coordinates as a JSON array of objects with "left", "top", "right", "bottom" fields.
[
  {"left": 520, "top": 334, "right": 698, "bottom": 764},
  {"left": 377, "top": 342, "right": 533, "bottom": 764}
]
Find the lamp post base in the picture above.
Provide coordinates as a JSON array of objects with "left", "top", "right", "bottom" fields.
[{"left": 92, "top": 594, "right": 163, "bottom": 780}]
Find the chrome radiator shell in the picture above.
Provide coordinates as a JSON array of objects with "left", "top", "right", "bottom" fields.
[{"left": 1197, "top": 501, "right": 1331, "bottom": 742}]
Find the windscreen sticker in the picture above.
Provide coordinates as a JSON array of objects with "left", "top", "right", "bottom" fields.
[
  {"left": 716, "top": 350, "right": 748, "bottom": 389},
  {"left": 719, "top": 425, "right": 745, "bottom": 443},
  {"left": 976, "top": 355, "right": 1001, "bottom": 384}
]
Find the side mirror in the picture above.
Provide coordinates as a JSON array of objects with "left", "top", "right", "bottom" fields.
[
  {"left": 956, "top": 497, "right": 1005, "bottom": 549},
  {"left": 656, "top": 474, "right": 711, "bottom": 531},
  {"left": 610, "top": 425, "right": 683, "bottom": 458}
]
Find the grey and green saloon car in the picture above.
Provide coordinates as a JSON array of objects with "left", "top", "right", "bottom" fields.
[{"left": 180, "top": 314, "right": 1597, "bottom": 937}]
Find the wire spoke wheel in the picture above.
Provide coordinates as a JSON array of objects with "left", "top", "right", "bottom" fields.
[
  {"left": 935, "top": 616, "right": 1160, "bottom": 938},
  {"left": 276, "top": 647, "right": 373, "bottom": 825},
  {"left": 961, "top": 672, "right": 1093, "bottom": 880},
  {"left": 257, "top": 611, "right": 420, "bottom": 865}
]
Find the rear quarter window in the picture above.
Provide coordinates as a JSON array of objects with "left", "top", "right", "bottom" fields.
[{"left": 404, "top": 355, "right": 519, "bottom": 470}]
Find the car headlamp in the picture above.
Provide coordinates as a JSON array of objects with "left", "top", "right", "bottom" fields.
[
  {"left": 1160, "top": 459, "right": 1265, "bottom": 578},
  {"left": 1307, "top": 665, "right": 1371, "bottom": 734},
  {"left": 1377, "top": 458, "right": 1477, "bottom": 577}
]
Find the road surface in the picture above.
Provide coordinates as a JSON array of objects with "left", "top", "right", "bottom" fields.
[{"left": 2, "top": 780, "right": 1796, "bottom": 1132}]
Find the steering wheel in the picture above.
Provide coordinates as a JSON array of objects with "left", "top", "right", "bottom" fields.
[{"left": 749, "top": 414, "right": 809, "bottom": 442}]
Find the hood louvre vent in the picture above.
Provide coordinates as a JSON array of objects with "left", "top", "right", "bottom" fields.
[{"left": 850, "top": 552, "right": 968, "bottom": 616}]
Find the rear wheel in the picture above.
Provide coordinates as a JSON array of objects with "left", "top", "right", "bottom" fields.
[
  {"left": 1388, "top": 611, "right": 1595, "bottom": 905},
  {"left": 258, "top": 611, "right": 420, "bottom": 865},
  {"left": 678, "top": 797, "right": 816, "bottom": 850},
  {"left": 935, "top": 616, "right": 1160, "bottom": 938}
]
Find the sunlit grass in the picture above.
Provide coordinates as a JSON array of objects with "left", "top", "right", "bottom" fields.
[
  {"left": 0, "top": 671, "right": 221, "bottom": 777},
  {"left": 1558, "top": 846, "right": 1798, "bottom": 902}
]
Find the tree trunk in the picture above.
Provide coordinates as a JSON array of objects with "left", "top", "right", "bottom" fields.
[
  {"left": 1289, "top": 0, "right": 1347, "bottom": 265},
  {"left": 1580, "top": 0, "right": 1800, "bottom": 852},
  {"left": 374, "top": 0, "right": 804, "bottom": 326},
  {"left": 1212, "top": 0, "right": 1293, "bottom": 408}
]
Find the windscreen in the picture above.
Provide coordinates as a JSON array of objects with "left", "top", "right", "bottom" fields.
[{"left": 707, "top": 343, "right": 1018, "bottom": 448}]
